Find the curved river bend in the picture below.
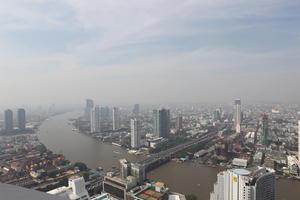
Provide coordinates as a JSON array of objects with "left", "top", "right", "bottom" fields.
[{"left": 38, "top": 112, "right": 300, "bottom": 200}]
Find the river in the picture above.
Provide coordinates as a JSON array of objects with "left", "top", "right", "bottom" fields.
[{"left": 38, "top": 112, "right": 300, "bottom": 200}]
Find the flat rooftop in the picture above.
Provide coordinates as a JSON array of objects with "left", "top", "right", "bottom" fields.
[{"left": 0, "top": 183, "right": 68, "bottom": 200}]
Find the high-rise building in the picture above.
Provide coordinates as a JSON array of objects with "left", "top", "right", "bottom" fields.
[
  {"left": 233, "top": 99, "right": 242, "bottom": 133},
  {"left": 4, "top": 109, "right": 13, "bottom": 131},
  {"left": 47, "top": 176, "right": 90, "bottom": 200},
  {"left": 213, "top": 109, "right": 221, "bottom": 121},
  {"left": 176, "top": 115, "right": 183, "bottom": 131},
  {"left": 90, "top": 106, "right": 101, "bottom": 133},
  {"left": 153, "top": 108, "right": 170, "bottom": 138},
  {"left": 119, "top": 159, "right": 131, "bottom": 179},
  {"left": 131, "top": 118, "right": 141, "bottom": 148},
  {"left": 84, "top": 99, "right": 94, "bottom": 121},
  {"left": 210, "top": 167, "right": 275, "bottom": 200},
  {"left": 17, "top": 108, "right": 26, "bottom": 130},
  {"left": 130, "top": 163, "right": 145, "bottom": 185},
  {"left": 133, "top": 104, "right": 140, "bottom": 116},
  {"left": 260, "top": 114, "right": 269, "bottom": 145},
  {"left": 298, "top": 120, "right": 300, "bottom": 163},
  {"left": 113, "top": 107, "right": 120, "bottom": 130}
]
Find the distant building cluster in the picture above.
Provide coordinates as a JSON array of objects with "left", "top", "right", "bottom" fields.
[{"left": 1, "top": 108, "right": 27, "bottom": 134}]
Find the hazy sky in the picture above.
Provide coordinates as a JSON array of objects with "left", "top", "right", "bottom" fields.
[{"left": 0, "top": 0, "right": 300, "bottom": 107}]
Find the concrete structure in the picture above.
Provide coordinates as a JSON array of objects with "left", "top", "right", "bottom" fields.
[
  {"left": 233, "top": 99, "right": 241, "bottom": 133},
  {"left": 103, "top": 175, "right": 137, "bottom": 200},
  {"left": 153, "top": 108, "right": 170, "bottom": 138},
  {"left": 210, "top": 167, "right": 275, "bottom": 200},
  {"left": 232, "top": 158, "right": 248, "bottom": 168},
  {"left": 131, "top": 163, "right": 145, "bottom": 185},
  {"left": 298, "top": 120, "right": 300, "bottom": 164},
  {"left": 91, "top": 106, "right": 101, "bottom": 133},
  {"left": 85, "top": 99, "right": 94, "bottom": 121},
  {"left": 113, "top": 107, "right": 120, "bottom": 130},
  {"left": 4, "top": 109, "right": 13, "bottom": 131},
  {"left": 17, "top": 108, "right": 26, "bottom": 130},
  {"left": 0, "top": 182, "right": 68, "bottom": 200},
  {"left": 120, "top": 159, "right": 131, "bottom": 179},
  {"left": 133, "top": 104, "right": 140, "bottom": 116},
  {"left": 260, "top": 114, "right": 269, "bottom": 145},
  {"left": 175, "top": 115, "right": 183, "bottom": 131},
  {"left": 131, "top": 118, "right": 141, "bottom": 148},
  {"left": 47, "top": 176, "right": 90, "bottom": 200}
]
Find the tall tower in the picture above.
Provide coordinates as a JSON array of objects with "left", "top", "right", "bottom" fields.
[
  {"left": 17, "top": 108, "right": 26, "bottom": 130},
  {"left": 153, "top": 108, "right": 170, "bottom": 138},
  {"left": 85, "top": 99, "right": 94, "bottom": 121},
  {"left": 260, "top": 114, "right": 269, "bottom": 145},
  {"left": 176, "top": 115, "right": 183, "bottom": 131},
  {"left": 131, "top": 163, "right": 145, "bottom": 185},
  {"left": 4, "top": 109, "right": 13, "bottom": 131},
  {"left": 210, "top": 167, "right": 275, "bottom": 200},
  {"left": 112, "top": 107, "right": 120, "bottom": 130},
  {"left": 90, "top": 106, "right": 101, "bottom": 133},
  {"left": 131, "top": 118, "right": 141, "bottom": 148},
  {"left": 298, "top": 120, "right": 300, "bottom": 163},
  {"left": 133, "top": 104, "right": 140, "bottom": 117},
  {"left": 119, "top": 159, "right": 131, "bottom": 179},
  {"left": 233, "top": 99, "right": 242, "bottom": 133}
]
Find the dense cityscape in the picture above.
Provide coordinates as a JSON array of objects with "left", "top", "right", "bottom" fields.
[
  {"left": 1, "top": 1, "right": 300, "bottom": 200},
  {"left": 1, "top": 100, "right": 300, "bottom": 200}
]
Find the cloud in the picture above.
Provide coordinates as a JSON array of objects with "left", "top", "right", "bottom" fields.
[{"left": 0, "top": 0, "right": 299, "bottom": 106}]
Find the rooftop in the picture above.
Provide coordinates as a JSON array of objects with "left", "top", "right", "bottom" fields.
[{"left": 0, "top": 183, "right": 68, "bottom": 200}]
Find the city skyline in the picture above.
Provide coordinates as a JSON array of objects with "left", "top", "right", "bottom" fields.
[{"left": 0, "top": 1, "right": 300, "bottom": 106}]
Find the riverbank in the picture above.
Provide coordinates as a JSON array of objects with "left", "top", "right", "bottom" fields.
[{"left": 38, "top": 112, "right": 300, "bottom": 200}]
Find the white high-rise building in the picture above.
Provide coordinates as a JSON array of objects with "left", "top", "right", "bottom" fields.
[
  {"left": 298, "top": 120, "right": 300, "bottom": 164},
  {"left": 234, "top": 99, "right": 242, "bottom": 133},
  {"left": 48, "top": 176, "right": 90, "bottom": 200},
  {"left": 112, "top": 107, "right": 120, "bottom": 130},
  {"left": 131, "top": 118, "right": 141, "bottom": 148},
  {"left": 210, "top": 167, "right": 275, "bottom": 200},
  {"left": 90, "top": 106, "right": 101, "bottom": 133}
]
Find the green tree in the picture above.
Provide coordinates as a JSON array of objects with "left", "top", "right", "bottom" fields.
[{"left": 74, "top": 162, "right": 88, "bottom": 171}]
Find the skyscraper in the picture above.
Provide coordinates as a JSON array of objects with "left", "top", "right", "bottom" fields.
[
  {"left": 90, "top": 106, "right": 101, "bottom": 133},
  {"left": 85, "top": 99, "right": 94, "bottom": 121},
  {"left": 130, "top": 163, "right": 145, "bottom": 185},
  {"left": 210, "top": 167, "right": 275, "bottom": 200},
  {"left": 17, "top": 108, "right": 26, "bottom": 130},
  {"left": 298, "top": 120, "right": 300, "bottom": 163},
  {"left": 153, "top": 108, "right": 170, "bottom": 138},
  {"left": 4, "top": 109, "right": 13, "bottom": 131},
  {"left": 133, "top": 104, "right": 140, "bottom": 116},
  {"left": 260, "top": 114, "right": 269, "bottom": 145},
  {"left": 131, "top": 118, "right": 141, "bottom": 148},
  {"left": 112, "top": 107, "right": 120, "bottom": 130},
  {"left": 233, "top": 99, "right": 242, "bottom": 133},
  {"left": 176, "top": 115, "right": 183, "bottom": 131},
  {"left": 119, "top": 159, "right": 131, "bottom": 179}
]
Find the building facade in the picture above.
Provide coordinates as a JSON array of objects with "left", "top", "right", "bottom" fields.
[
  {"left": 153, "top": 109, "right": 170, "bottom": 138},
  {"left": 233, "top": 99, "right": 242, "bottom": 133},
  {"left": 4, "top": 109, "right": 13, "bottom": 131},
  {"left": 131, "top": 118, "right": 141, "bottom": 148},
  {"left": 113, "top": 107, "right": 120, "bottom": 130},
  {"left": 260, "top": 114, "right": 269, "bottom": 145},
  {"left": 210, "top": 167, "right": 275, "bottom": 200},
  {"left": 85, "top": 99, "right": 94, "bottom": 121},
  {"left": 176, "top": 115, "right": 183, "bottom": 131},
  {"left": 17, "top": 108, "right": 26, "bottom": 130},
  {"left": 90, "top": 106, "right": 101, "bottom": 133}
]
